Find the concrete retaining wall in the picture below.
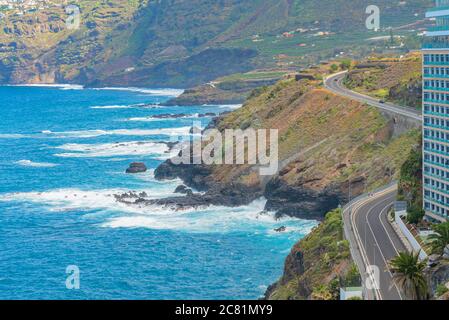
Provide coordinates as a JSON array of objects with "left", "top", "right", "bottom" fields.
[{"left": 395, "top": 210, "right": 429, "bottom": 261}]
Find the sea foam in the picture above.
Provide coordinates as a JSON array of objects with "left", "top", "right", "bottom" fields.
[
  {"left": 93, "top": 87, "right": 184, "bottom": 97},
  {"left": 53, "top": 141, "right": 169, "bottom": 158},
  {"left": 40, "top": 127, "right": 192, "bottom": 138},
  {"left": 15, "top": 160, "right": 59, "bottom": 168},
  {"left": 102, "top": 198, "right": 317, "bottom": 234},
  {"left": 10, "top": 84, "right": 84, "bottom": 90},
  {"left": 0, "top": 186, "right": 317, "bottom": 234}
]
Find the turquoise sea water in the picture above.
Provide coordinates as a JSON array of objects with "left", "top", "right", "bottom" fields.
[{"left": 0, "top": 85, "right": 317, "bottom": 299}]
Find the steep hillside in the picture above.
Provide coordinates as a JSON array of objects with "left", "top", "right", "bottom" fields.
[
  {"left": 265, "top": 209, "right": 359, "bottom": 300},
  {"left": 0, "top": 0, "right": 147, "bottom": 83},
  {"left": 155, "top": 64, "right": 421, "bottom": 219},
  {"left": 344, "top": 52, "right": 423, "bottom": 109},
  {"left": 0, "top": 0, "right": 433, "bottom": 87}
]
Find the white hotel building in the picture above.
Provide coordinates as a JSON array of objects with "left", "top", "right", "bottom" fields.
[{"left": 423, "top": 0, "right": 449, "bottom": 221}]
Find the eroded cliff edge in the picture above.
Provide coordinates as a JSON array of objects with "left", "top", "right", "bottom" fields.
[{"left": 155, "top": 70, "right": 420, "bottom": 220}]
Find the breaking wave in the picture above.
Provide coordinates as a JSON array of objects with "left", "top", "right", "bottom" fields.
[
  {"left": 92, "top": 87, "right": 184, "bottom": 97},
  {"left": 53, "top": 141, "right": 169, "bottom": 158},
  {"left": 0, "top": 186, "right": 317, "bottom": 234},
  {"left": 14, "top": 160, "right": 59, "bottom": 168},
  {"left": 40, "top": 127, "right": 192, "bottom": 138},
  {"left": 10, "top": 84, "right": 84, "bottom": 90}
]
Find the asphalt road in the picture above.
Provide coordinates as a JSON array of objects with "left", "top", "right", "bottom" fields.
[
  {"left": 324, "top": 71, "right": 422, "bottom": 122},
  {"left": 347, "top": 186, "right": 408, "bottom": 300},
  {"left": 324, "top": 71, "right": 419, "bottom": 299}
]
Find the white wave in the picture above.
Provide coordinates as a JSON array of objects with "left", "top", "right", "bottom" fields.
[
  {"left": 0, "top": 182, "right": 181, "bottom": 214},
  {"left": 0, "top": 133, "right": 26, "bottom": 139},
  {"left": 92, "top": 87, "right": 184, "bottom": 97},
  {"left": 14, "top": 160, "right": 59, "bottom": 168},
  {"left": 41, "top": 127, "right": 191, "bottom": 138},
  {"left": 125, "top": 113, "right": 202, "bottom": 122},
  {"left": 59, "top": 85, "right": 84, "bottom": 90},
  {"left": 90, "top": 105, "right": 133, "bottom": 110},
  {"left": 54, "top": 141, "right": 169, "bottom": 158},
  {"left": 90, "top": 103, "right": 160, "bottom": 110},
  {"left": 0, "top": 185, "right": 317, "bottom": 234},
  {"left": 9, "top": 84, "right": 84, "bottom": 90},
  {"left": 103, "top": 198, "right": 318, "bottom": 234}
]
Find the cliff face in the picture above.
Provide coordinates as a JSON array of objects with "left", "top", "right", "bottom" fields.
[
  {"left": 265, "top": 209, "right": 357, "bottom": 300},
  {"left": 155, "top": 70, "right": 421, "bottom": 219}
]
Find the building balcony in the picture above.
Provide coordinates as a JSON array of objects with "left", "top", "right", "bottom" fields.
[
  {"left": 424, "top": 158, "right": 449, "bottom": 169},
  {"left": 423, "top": 42, "right": 449, "bottom": 49},
  {"left": 424, "top": 171, "right": 449, "bottom": 184},
  {"left": 424, "top": 195, "right": 449, "bottom": 209},
  {"left": 424, "top": 61, "right": 449, "bottom": 66},
  {"left": 426, "top": 6, "right": 449, "bottom": 18},
  {"left": 426, "top": 30, "right": 449, "bottom": 37},
  {"left": 424, "top": 122, "right": 449, "bottom": 131},
  {"left": 427, "top": 25, "right": 449, "bottom": 33},
  {"left": 424, "top": 98, "right": 449, "bottom": 104},
  {"left": 424, "top": 73, "right": 449, "bottom": 79},
  {"left": 424, "top": 110, "right": 449, "bottom": 117},
  {"left": 424, "top": 135, "right": 449, "bottom": 144},
  {"left": 425, "top": 184, "right": 449, "bottom": 197},
  {"left": 425, "top": 146, "right": 449, "bottom": 158},
  {"left": 423, "top": 86, "right": 449, "bottom": 91}
]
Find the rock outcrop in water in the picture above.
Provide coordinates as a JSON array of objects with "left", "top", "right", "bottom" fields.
[{"left": 126, "top": 162, "right": 147, "bottom": 174}]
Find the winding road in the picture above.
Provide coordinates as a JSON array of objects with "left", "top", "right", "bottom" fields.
[
  {"left": 324, "top": 71, "right": 422, "bottom": 122},
  {"left": 325, "top": 71, "right": 424, "bottom": 300},
  {"left": 344, "top": 186, "right": 407, "bottom": 300}
]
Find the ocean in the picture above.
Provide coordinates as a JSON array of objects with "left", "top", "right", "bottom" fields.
[{"left": 0, "top": 85, "right": 317, "bottom": 299}]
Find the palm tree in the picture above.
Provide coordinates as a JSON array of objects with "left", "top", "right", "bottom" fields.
[
  {"left": 389, "top": 251, "right": 429, "bottom": 300},
  {"left": 429, "top": 222, "right": 449, "bottom": 255}
]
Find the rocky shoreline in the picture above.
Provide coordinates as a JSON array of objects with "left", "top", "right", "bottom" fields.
[
  {"left": 150, "top": 147, "right": 353, "bottom": 221},
  {"left": 155, "top": 165, "right": 341, "bottom": 220}
]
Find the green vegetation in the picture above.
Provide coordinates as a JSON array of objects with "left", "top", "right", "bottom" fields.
[
  {"left": 429, "top": 222, "right": 449, "bottom": 255},
  {"left": 0, "top": 0, "right": 433, "bottom": 86},
  {"left": 398, "top": 138, "right": 423, "bottom": 224},
  {"left": 343, "top": 264, "right": 363, "bottom": 288},
  {"left": 339, "top": 59, "right": 352, "bottom": 71},
  {"left": 344, "top": 52, "right": 422, "bottom": 109},
  {"left": 217, "top": 71, "right": 288, "bottom": 82},
  {"left": 407, "top": 207, "right": 425, "bottom": 225},
  {"left": 436, "top": 284, "right": 449, "bottom": 297},
  {"left": 191, "top": 63, "right": 422, "bottom": 216},
  {"left": 389, "top": 251, "right": 429, "bottom": 300},
  {"left": 267, "top": 209, "right": 355, "bottom": 300}
]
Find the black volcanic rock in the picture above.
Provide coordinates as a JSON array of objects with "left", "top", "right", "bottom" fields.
[
  {"left": 126, "top": 162, "right": 147, "bottom": 174},
  {"left": 274, "top": 226, "right": 287, "bottom": 233},
  {"left": 174, "top": 185, "right": 194, "bottom": 196},
  {"left": 264, "top": 178, "right": 343, "bottom": 220}
]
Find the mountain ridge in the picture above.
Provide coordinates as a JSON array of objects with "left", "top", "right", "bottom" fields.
[{"left": 0, "top": 0, "right": 432, "bottom": 87}]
